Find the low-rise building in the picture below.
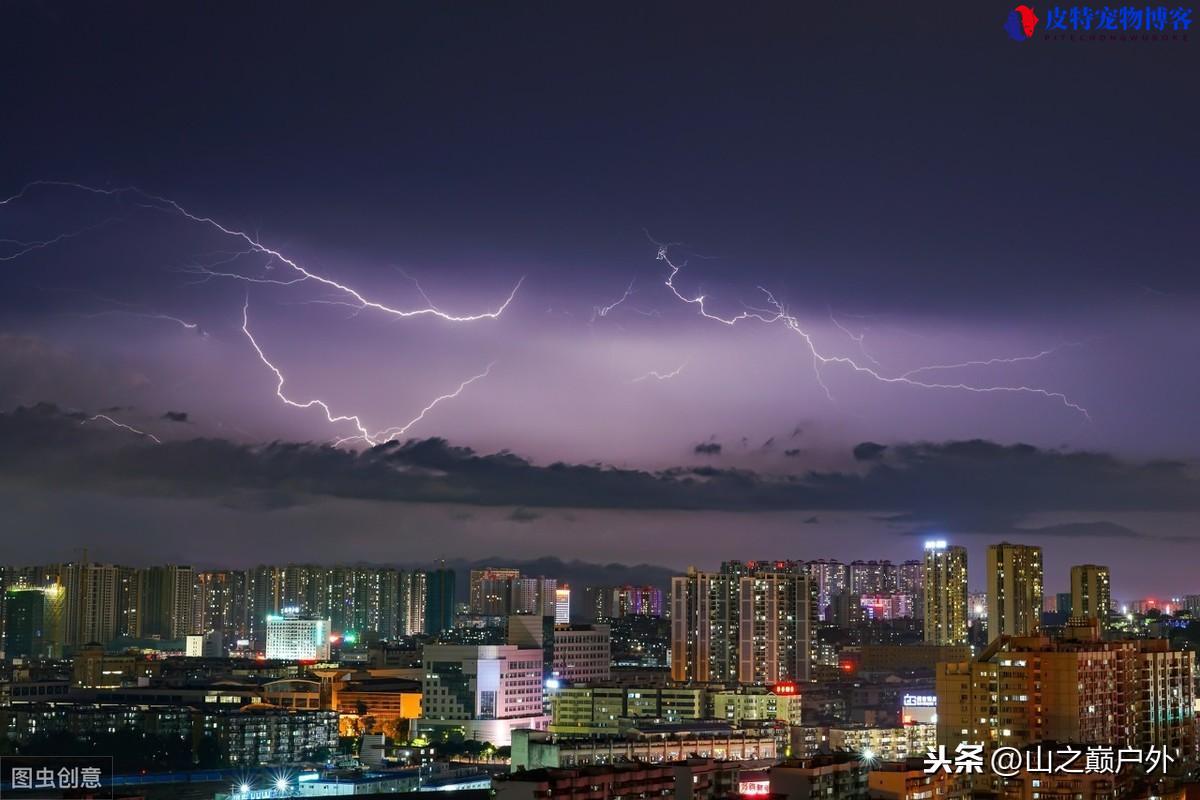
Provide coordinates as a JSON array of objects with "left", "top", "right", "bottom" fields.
[
  {"left": 511, "top": 724, "right": 777, "bottom": 770},
  {"left": 770, "top": 754, "right": 869, "bottom": 800},
  {"left": 868, "top": 758, "right": 968, "bottom": 800},
  {"left": 495, "top": 759, "right": 741, "bottom": 800},
  {"left": 829, "top": 724, "right": 936, "bottom": 762}
]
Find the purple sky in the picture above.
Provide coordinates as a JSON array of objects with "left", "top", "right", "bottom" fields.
[{"left": 0, "top": 2, "right": 1197, "bottom": 599}]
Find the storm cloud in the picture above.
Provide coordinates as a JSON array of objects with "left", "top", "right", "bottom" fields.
[{"left": 3, "top": 405, "right": 1198, "bottom": 540}]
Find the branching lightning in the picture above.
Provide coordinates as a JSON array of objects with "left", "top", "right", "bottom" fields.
[
  {"left": 827, "top": 305, "right": 881, "bottom": 366},
  {"left": 81, "top": 414, "right": 162, "bottom": 444},
  {"left": 653, "top": 239, "right": 1091, "bottom": 419},
  {"left": 3, "top": 181, "right": 519, "bottom": 445},
  {"left": 897, "top": 345, "right": 1080, "bottom": 379},
  {"left": 243, "top": 296, "right": 493, "bottom": 447},
  {"left": 0, "top": 217, "right": 121, "bottom": 261},
  {"left": 2, "top": 181, "right": 524, "bottom": 321}
]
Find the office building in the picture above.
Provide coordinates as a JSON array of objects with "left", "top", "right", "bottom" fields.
[
  {"left": 4, "top": 585, "right": 66, "bottom": 659},
  {"left": 921, "top": 542, "right": 967, "bottom": 646},
  {"left": 551, "top": 623, "right": 610, "bottom": 684},
  {"left": 264, "top": 613, "right": 331, "bottom": 661},
  {"left": 1070, "top": 564, "right": 1111, "bottom": 626},
  {"left": 418, "top": 642, "right": 549, "bottom": 746},
  {"left": 554, "top": 586, "right": 571, "bottom": 624},
  {"left": 424, "top": 566, "right": 456, "bottom": 636}
]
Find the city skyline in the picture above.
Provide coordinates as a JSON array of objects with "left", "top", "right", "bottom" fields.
[{"left": 2, "top": 4, "right": 1199, "bottom": 596}]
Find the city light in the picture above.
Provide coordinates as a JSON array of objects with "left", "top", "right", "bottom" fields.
[{"left": 924, "top": 539, "right": 948, "bottom": 550}]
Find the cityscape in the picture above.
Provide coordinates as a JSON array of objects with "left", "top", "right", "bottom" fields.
[
  {"left": 2, "top": 2, "right": 1198, "bottom": 800},
  {"left": 1, "top": 545, "right": 1197, "bottom": 798}
]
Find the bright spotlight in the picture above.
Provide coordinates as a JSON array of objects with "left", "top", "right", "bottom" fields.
[{"left": 275, "top": 777, "right": 290, "bottom": 790}]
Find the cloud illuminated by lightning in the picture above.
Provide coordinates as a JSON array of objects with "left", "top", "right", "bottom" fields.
[
  {"left": 653, "top": 238, "right": 1091, "bottom": 419},
  {"left": 81, "top": 414, "right": 162, "bottom": 444}
]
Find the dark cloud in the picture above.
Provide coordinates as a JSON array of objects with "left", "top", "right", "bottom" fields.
[
  {"left": 162, "top": 411, "right": 189, "bottom": 423},
  {"left": 426, "top": 557, "right": 677, "bottom": 600},
  {"left": 803, "top": 515, "right": 820, "bottom": 524},
  {"left": 784, "top": 448, "right": 802, "bottom": 457},
  {"left": 507, "top": 507, "right": 541, "bottom": 523},
  {"left": 2, "top": 406, "right": 1199, "bottom": 542},
  {"left": 694, "top": 442, "right": 722, "bottom": 456},
  {"left": 853, "top": 442, "right": 888, "bottom": 461}
]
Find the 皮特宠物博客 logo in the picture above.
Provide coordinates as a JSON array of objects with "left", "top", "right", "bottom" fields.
[{"left": 1004, "top": 4, "right": 1041, "bottom": 39}]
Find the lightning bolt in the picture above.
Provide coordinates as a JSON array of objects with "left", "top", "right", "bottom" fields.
[
  {"left": 631, "top": 362, "right": 688, "bottom": 383},
  {"left": 653, "top": 239, "right": 1091, "bottom": 419},
  {"left": 827, "top": 305, "right": 881, "bottom": 366},
  {"left": 243, "top": 295, "right": 493, "bottom": 447},
  {"left": 68, "top": 309, "right": 207, "bottom": 336},
  {"left": 897, "top": 345, "right": 1080, "bottom": 379},
  {"left": 0, "top": 217, "right": 121, "bottom": 261},
  {"left": 332, "top": 362, "right": 495, "bottom": 448},
  {"left": 81, "top": 414, "right": 162, "bottom": 444},
  {"left": 592, "top": 279, "right": 636, "bottom": 321},
  {"left": 4, "top": 181, "right": 519, "bottom": 444},
  {"left": 2, "top": 181, "right": 524, "bottom": 321}
]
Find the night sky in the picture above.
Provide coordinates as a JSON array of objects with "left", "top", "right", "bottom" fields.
[{"left": 1, "top": 2, "right": 1198, "bottom": 601}]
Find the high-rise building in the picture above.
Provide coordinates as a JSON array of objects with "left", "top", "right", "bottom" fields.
[
  {"left": 922, "top": 542, "right": 967, "bottom": 645},
  {"left": 1070, "top": 564, "right": 1111, "bottom": 626},
  {"left": 470, "top": 567, "right": 522, "bottom": 615},
  {"left": 401, "top": 570, "right": 427, "bottom": 636},
  {"left": 806, "top": 560, "right": 848, "bottom": 619},
  {"left": 140, "top": 565, "right": 197, "bottom": 640},
  {"left": 4, "top": 585, "right": 66, "bottom": 660},
  {"left": 1055, "top": 591, "right": 1073, "bottom": 616},
  {"left": 986, "top": 543, "right": 1043, "bottom": 640},
  {"left": 937, "top": 621, "right": 1196, "bottom": 770},
  {"left": 585, "top": 585, "right": 665, "bottom": 620},
  {"left": 264, "top": 612, "right": 331, "bottom": 661},
  {"left": 554, "top": 586, "right": 571, "bottom": 624},
  {"left": 424, "top": 566, "right": 456, "bottom": 636},
  {"left": 671, "top": 561, "right": 815, "bottom": 684},
  {"left": 895, "top": 560, "right": 924, "bottom": 619},
  {"left": 848, "top": 560, "right": 897, "bottom": 595}
]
